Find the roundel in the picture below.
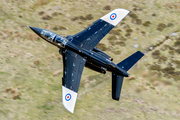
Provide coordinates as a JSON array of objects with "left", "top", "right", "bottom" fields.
[
  {"left": 65, "top": 93, "right": 71, "bottom": 101},
  {"left": 110, "top": 13, "right": 117, "bottom": 20}
]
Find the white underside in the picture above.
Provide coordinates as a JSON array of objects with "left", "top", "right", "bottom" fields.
[
  {"left": 62, "top": 86, "right": 77, "bottom": 113},
  {"left": 100, "top": 8, "right": 129, "bottom": 26}
]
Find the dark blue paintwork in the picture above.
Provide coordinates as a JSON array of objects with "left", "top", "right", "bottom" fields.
[
  {"left": 29, "top": 20, "right": 144, "bottom": 101},
  {"left": 117, "top": 51, "right": 144, "bottom": 71},
  {"left": 112, "top": 73, "right": 124, "bottom": 100},
  {"left": 64, "top": 41, "right": 129, "bottom": 77},
  {"left": 62, "top": 49, "right": 86, "bottom": 93},
  {"left": 112, "top": 51, "right": 144, "bottom": 100},
  {"left": 92, "top": 47, "right": 111, "bottom": 60},
  {"left": 29, "top": 27, "right": 42, "bottom": 35},
  {"left": 72, "top": 19, "right": 114, "bottom": 50}
]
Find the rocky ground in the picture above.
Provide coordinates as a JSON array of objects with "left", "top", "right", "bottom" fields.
[{"left": 0, "top": 0, "right": 180, "bottom": 120}]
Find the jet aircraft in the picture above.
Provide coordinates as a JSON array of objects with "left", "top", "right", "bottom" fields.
[{"left": 29, "top": 9, "right": 144, "bottom": 113}]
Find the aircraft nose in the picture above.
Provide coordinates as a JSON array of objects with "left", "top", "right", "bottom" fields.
[{"left": 29, "top": 26, "right": 43, "bottom": 36}]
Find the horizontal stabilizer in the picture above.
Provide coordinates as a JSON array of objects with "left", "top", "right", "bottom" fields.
[
  {"left": 112, "top": 73, "right": 124, "bottom": 100},
  {"left": 117, "top": 51, "right": 144, "bottom": 71}
]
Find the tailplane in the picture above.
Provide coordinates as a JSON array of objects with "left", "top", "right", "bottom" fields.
[
  {"left": 112, "top": 51, "right": 144, "bottom": 100},
  {"left": 117, "top": 51, "right": 144, "bottom": 71}
]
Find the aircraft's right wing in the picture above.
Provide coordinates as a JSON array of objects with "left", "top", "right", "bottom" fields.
[
  {"left": 62, "top": 49, "right": 86, "bottom": 113},
  {"left": 71, "top": 9, "right": 129, "bottom": 51}
]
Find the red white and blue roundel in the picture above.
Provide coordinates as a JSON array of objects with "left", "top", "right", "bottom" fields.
[
  {"left": 110, "top": 13, "right": 117, "bottom": 20},
  {"left": 65, "top": 93, "right": 71, "bottom": 101}
]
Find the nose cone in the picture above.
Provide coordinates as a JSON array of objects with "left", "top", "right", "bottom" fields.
[{"left": 29, "top": 26, "right": 43, "bottom": 36}]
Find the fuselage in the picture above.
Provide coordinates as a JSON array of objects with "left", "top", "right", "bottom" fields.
[{"left": 29, "top": 27, "right": 129, "bottom": 77}]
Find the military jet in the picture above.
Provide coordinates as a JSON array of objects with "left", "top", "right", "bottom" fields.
[{"left": 29, "top": 9, "right": 144, "bottom": 113}]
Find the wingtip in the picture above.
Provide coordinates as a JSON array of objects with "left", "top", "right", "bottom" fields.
[
  {"left": 100, "top": 8, "right": 129, "bottom": 26},
  {"left": 62, "top": 86, "right": 77, "bottom": 113},
  {"left": 116, "top": 8, "right": 130, "bottom": 13},
  {"left": 63, "top": 102, "right": 74, "bottom": 113}
]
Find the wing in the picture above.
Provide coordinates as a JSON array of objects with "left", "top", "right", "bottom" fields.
[
  {"left": 71, "top": 9, "right": 129, "bottom": 51},
  {"left": 62, "top": 49, "right": 86, "bottom": 113}
]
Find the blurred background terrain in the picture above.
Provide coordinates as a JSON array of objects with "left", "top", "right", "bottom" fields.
[{"left": 0, "top": 0, "right": 180, "bottom": 119}]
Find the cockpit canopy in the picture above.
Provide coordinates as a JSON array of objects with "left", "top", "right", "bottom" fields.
[
  {"left": 55, "top": 35, "right": 65, "bottom": 43},
  {"left": 40, "top": 30, "right": 68, "bottom": 48},
  {"left": 54, "top": 35, "right": 68, "bottom": 48},
  {"left": 40, "top": 30, "right": 56, "bottom": 41}
]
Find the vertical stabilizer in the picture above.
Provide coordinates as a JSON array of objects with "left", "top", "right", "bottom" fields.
[
  {"left": 112, "top": 51, "right": 144, "bottom": 100},
  {"left": 112, "top": 73, "right": 124, "bottom": 100}
]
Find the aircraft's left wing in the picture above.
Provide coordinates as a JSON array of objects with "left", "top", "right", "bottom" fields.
[
  {"left": 62, "top": 49, "right": 86, "bottom": 113},
  {"left": 71, "top": 9, "right": 129, "bottom": 51}
]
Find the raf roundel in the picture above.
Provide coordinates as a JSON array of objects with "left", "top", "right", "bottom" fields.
[
  {"left": 110, "top": 13, "right": 117, "bottom": 20},
  {"left": 65, "top": 93, "right": 71, "bottom": 101}
]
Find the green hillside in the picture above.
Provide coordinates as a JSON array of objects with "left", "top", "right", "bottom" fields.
[{"left": 0, "top": 0, "right": 180, "bottom": 119}]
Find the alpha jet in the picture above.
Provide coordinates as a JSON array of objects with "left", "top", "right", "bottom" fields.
[{"left": 29, "top": 9, "right": 144, "bottom": 113}]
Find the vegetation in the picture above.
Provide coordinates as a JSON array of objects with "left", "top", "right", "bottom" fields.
[{"left": 0, "top": 0, "right": 180, "bottom": 120}]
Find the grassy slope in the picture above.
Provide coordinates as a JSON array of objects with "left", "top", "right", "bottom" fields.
[{"left": 0, "top": 0, "right": 180, "bottom": 119}]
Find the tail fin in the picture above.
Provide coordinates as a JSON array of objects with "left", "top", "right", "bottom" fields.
[
  {"left": 112, "top": 73, "right": 124, "bottom": 100},
  {"left": 112, "top": 51, "right": 144, "bottom": 100},
  {"left": 117, "top": 51, "right": 144, "bottom": 71}
]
